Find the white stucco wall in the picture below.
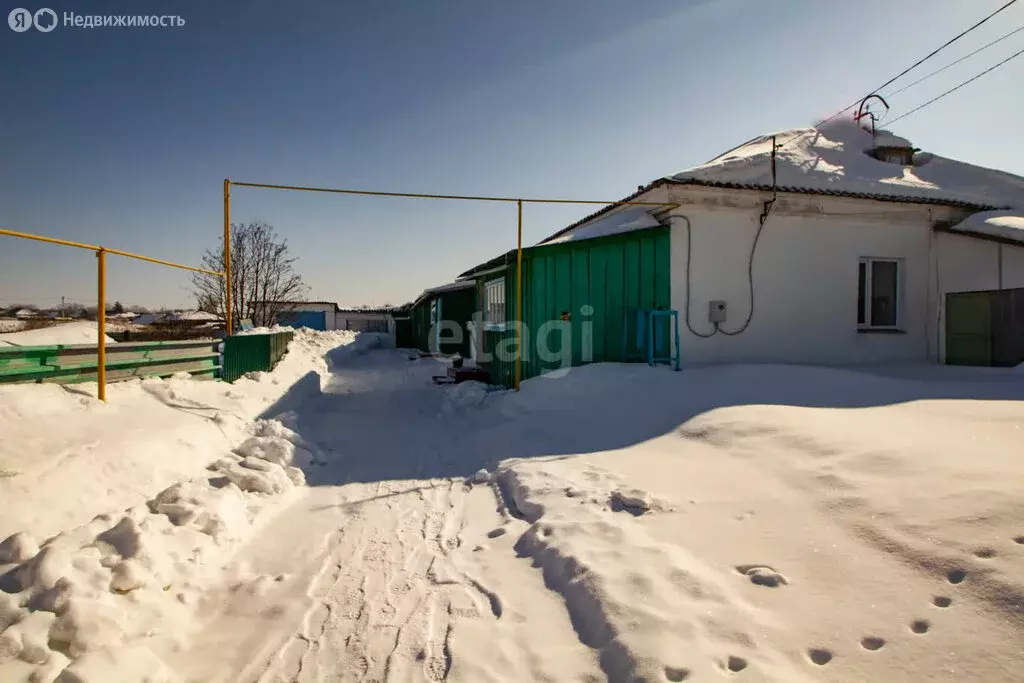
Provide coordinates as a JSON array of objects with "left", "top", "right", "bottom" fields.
[
  {"left": 549, "top": 183, "right": 1023, "bottom": 367},
  {"left": 999, "top": 241, "right": 1024, "bottom": 289},
  {"left": 662, "top": 186, "right": 972, "bottom": 365},
  {"left": 336, "top": 311, "right": 391, "bottom": 332}
]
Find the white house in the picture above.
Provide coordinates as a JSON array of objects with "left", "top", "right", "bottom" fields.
[
  {"left": 336, "top": 307, "right": 393, "bottom": 333},
  {"left": 251, "top": 301, "right": 396, "bottom": 332},
  {"left": 540, "top": 121, "right": 1024, "bottom": 366}
]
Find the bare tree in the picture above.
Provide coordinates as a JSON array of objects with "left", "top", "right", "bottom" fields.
[{"left": 192, "top": 222, "right": 309, "bottom": 328}]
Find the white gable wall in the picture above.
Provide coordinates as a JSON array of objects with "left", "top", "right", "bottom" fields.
[
  {"left": 663, "top": 186, "right": 972, "bottom": 365},
  {"left": 934, "top": 231, "right": 1024, "bottom": 361}
]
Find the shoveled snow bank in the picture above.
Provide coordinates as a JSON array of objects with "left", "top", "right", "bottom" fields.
[
  {"left": 0, "top": 329, "right": 355, "bottom": 683},
  {"left": 0, "top": 329, "right": 356, "bottom": 542},
  {"left": 0, "top": 419, "right": 312, "bottom": 683},
  {"left": 672, "top": 120, "right": 1024, "bottom": 210},
  {"left": 0, "top": 322, "right": 116, "bottom": 348}
]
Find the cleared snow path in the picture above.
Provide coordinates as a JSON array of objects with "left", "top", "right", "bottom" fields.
[{"left": 167, "top": 342, "right": 599, "bottom": 683}]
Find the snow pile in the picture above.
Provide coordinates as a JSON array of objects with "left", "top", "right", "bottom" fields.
[
  {"left": 234, "top": 324, "right": 295, "bottom": 336},
  {"left": 484, "top": 361, "right": 1024, "bottom": 681},
  {"left": 0, "top": 320, "right": 27, "bottom": 333},
  {"left": 949, "top": 209, "right": 1024, "bottom": 243},
  {"left": 0, "top": 420, "right": 308, "bottom": 682},
  {"left": 0, "top": 329, "right": 356, "bottom": 682},
  {"left": 672, "top": 120, "right": 1024, "bottom": 210},
  {"left": 439, "top": 380, "right": 491, "bottom": 414},
  {"left": 0, "top": 322, "right": 117, "bottom": 348},
  {"left": 0, "top": 328, "right": 356, "bottom": 542}
]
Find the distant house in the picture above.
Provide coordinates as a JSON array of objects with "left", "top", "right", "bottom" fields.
[
  {"left": 336, "top": 307, "right": 393, "bottom": 333},
  {"left": 165, "top": 310, "right": 220, "bottom": 323},
  {"left": 454, "top": 121, "right": 1024, "bottom": 386},
  {"left": 250, "top": 301, "right": 396, "bottom": 332},
  {"left": 133, "top": 312, "right": 167, "bottom": 326}
]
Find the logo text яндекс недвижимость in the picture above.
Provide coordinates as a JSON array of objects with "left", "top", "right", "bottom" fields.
[{"left": 8, "top": 8, "right": 185, "bottom": 31}]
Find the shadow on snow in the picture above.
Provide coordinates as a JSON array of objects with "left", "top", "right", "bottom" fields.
[{"left": 259, "top": 335, "right": 1024, "bottom": 487}]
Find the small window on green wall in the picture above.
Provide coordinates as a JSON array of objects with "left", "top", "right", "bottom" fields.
[{"left": 484, "top": 278, "right": 505, "bottom": 329}]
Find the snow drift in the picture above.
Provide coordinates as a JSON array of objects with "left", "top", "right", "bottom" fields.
[{"left": 0, "top": 322, "right": 117, "bottom": 348}]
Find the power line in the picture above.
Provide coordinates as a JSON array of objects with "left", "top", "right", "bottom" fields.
[
  {"left": 886, "top": 23, "right": 1024, "bottom": 97},
  {"left": 814, "top": 0, "right": 1019, "bottom": 129},
  {"left": 887, "top": 45, "right": 1024, "bottom": 125}
]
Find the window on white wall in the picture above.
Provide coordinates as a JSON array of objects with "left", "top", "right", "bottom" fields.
[
  {"left": 484, "top": 278, "right": 505, "bottom": 328},
  {"left": 858, "top": 258, "right": 902, "bottom": 329}
]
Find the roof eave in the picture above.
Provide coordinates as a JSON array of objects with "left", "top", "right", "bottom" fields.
[{"left": 663, "top": 178, "right": 1004, "bottom": 211}]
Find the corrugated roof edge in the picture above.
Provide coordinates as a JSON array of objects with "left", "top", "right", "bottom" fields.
[
  {"left": 336, "top": 307, "right": 396, "bottom": 314},
  {"left": 666, "top": 178, "right": 1005, "bottom": 211},
  {"left": 459, "top": 176, "right": 1006, "bottom": 280},
  {"left": 252, "top": 300, "right": 339, "bottom": 308},
  {"left": 410, "top": 279, "right": 476, "bottom": 307}
]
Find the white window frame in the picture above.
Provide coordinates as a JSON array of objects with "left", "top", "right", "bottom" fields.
[
  {"left": 858, "top": 257, "right": 903, "bottom": 331},
  {"left": 484, "top": 277, "right": 506, "bottom": 331}
]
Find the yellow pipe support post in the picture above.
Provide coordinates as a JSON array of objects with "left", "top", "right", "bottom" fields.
[
  {"left": 224, "top": 179, "right": 232, "bottom": 336},
  {"left": 96, "top": 248, "right": 107, "bottom": 402},
  {"left": 515, "top": 200, "right": 523, "bottom": 392}
]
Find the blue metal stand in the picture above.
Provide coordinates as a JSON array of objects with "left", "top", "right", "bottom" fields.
[{"left": 624, "top": 308, "right": 680, "bottom": 370}]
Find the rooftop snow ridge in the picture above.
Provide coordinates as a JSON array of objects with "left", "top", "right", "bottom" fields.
[{"left": 671, "top": 120, "right": 1024, "bottom": 211}]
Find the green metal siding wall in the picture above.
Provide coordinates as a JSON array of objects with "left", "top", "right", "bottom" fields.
[
  {"left": 407, "top": 287, "right": 476, "bottom": 357},
  {"left": 479, "top": 226, "right": 671, "bottom": 387},
  {"left": 394, "top": 317, "right": 414, "bottom": 348},
  {"left": 438, "top": 287, "right": 475, "bottom": 358},
  {"left": 409, "top": 298, "right": 434, "bottom": 353},
  {"left": 221, "top": 331, "right": 294, "bottom": 382}
]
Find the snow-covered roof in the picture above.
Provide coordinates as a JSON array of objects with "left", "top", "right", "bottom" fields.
[
  {"left": 411, "top": 280, "right": 475, "bottom": 306},
  {"left": 167, "top": 310, "right": 220, "bottom": 322},
  {"left": 133, "top": 313, "right": 165, "bottom": 326},
  {"left": 543, "top": 207, "right": 664, "bottom": 245},
  {"left": 670, "top": 121, "right": 1024, "bottom": 210},
  {"left": 947, "top": 210, "right": 1024, "bottom": 245}
]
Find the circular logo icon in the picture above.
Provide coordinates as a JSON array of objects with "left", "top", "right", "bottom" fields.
[
  {"left": 8, "top": 7, "right": 32, "bottom": 32},
  {"left": 33, "top": 8, "right": 57, "bottom": 32}
]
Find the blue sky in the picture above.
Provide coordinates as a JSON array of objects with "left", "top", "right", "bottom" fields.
[{"left": 2, "top": 0, "right": 1022, "bottom": 309}]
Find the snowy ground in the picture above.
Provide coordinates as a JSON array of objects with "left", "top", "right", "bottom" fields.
[{"left": 2, "top": 335, "right": 1024, "bottom": 682}]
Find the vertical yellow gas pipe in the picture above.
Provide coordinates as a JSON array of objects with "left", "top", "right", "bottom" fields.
[
  {"left": 97, "top": 248, "right": 107, "bottom": 401},
  {"left": 515, "top": 200, "right": 523, "bottom": 391},
  {"left": 224, "top": 179, "right": 232, "bottom": 336}
]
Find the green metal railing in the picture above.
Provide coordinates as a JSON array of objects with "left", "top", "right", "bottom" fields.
[
  {"left": 220, "top": 331, "right": 294, "bottom": 382},
  {"left": 0, "top": 339, "right": 221, "bottom": 385}
]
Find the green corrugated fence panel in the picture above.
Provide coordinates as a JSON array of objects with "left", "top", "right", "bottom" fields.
[
  {"left": 605, "top": 242, "right": 625, "bottom": 361},
  {"left": 221, "top": 331, "right": 294, "bottom": 382},
  {"left": 0, "top": 339, "right": 222, "bottom": 386},
  {"left": 589, "top": 247, "right": 608, "bottom": 362},
  {"left": 571, "top": 249, "right": 589, "bottom": 365}
]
